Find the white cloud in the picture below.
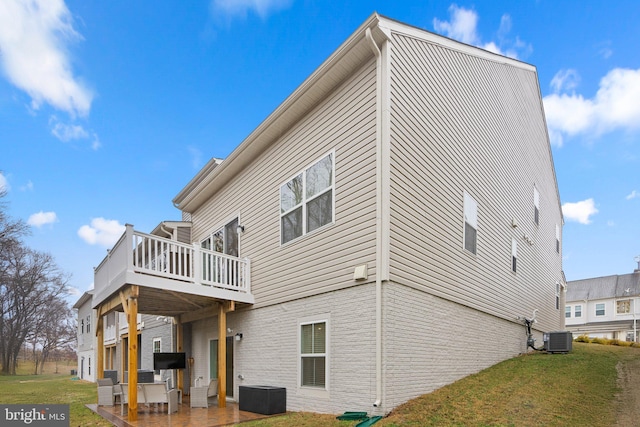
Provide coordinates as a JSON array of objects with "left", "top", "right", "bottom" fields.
[
  {"left": 550, "top": 69, "right": 580, "bottom": 93},
  {"left": 544, "top": 68, "right": 640, "bottom": 146},
  {"left": 78, "top": 218, "right": 125, "bottom": 247},
  {"left": 49, "top": 116, "right": 101, "bottom": 149},
  {"left": 596, "top": 41, "right": 613, "bottom": 60},
  {"left": 0, "top": 0, "right": 93, "bottom": 117},
  {"left": 51, "top": 118, "right": 88, "bottom": 141},
  {"left": 211, "top": 0, "right": 292, "bottom": 20},
  {"left": 562, "top": 198, "right": 598, "bottom": 224},
  {"left": 20, "top": 180, "right": 34, "bottom": 191},
  {"left": 627, "top": 190, "right": 639, "bottom": 200},
  {"left": 433, "top": 5, "right": 530, "bottom": 60},
  {"left": 433, "top": 5, "right": 480, "bottom": 45},
  {"left": 0, "top": 173, "right": 7, "bottom": 193},
  {"left": 67, "top": 286, "right": 81, "bottom": 297},
  {"left": 27, "top": 211, "right": 58, "bottom": 227}
]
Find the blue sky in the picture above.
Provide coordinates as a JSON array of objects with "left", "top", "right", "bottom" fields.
[{"left": 1, "top": 0, "right": 639, "bottom": 301}]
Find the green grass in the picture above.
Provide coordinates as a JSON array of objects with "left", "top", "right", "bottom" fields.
[
  {"left": 0, "top": 343, "right": 636, "bottom": 426},
  {"left": 245, "top": 343, "right": 637, "bottom": 427},
  {"left": 0, "top": 360, "right": 111, "bottom": 427}
]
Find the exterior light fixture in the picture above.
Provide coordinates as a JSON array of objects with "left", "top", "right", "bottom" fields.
[
  {"left": 235, "top": 333, "right": 243, "bottom": 341},
  {"left": 237, "top": 225, "right": 245, "bottom": 234}
]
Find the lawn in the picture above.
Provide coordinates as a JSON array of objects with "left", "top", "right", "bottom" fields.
[
  {"left": 244, "top": 343, "right": 635, "bottom": 427},
  {"left": 0, "top": 359, "right": 112, "bottom": 427},
  {"left": 0, "top": 343, "right": 636, "bottom": 426}
]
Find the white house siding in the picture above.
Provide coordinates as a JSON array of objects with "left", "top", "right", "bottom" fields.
[
  {"left": 382, "top": 282, "right": 532, "bottom": 409},
  {"left": 190, "top": 58, "right": 379, "bottom": 308},
  {"left": 75, "top": 295, "right": 96, "bottom": 382},
  {"left": 387, "top": 32, "right": 563, "bottom": 335},
  {"left": 190, "top": 283, "right": 377, "bottom": 414}
]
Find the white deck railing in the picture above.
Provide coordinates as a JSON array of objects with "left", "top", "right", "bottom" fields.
[
  {"left": 95, "top": 224, "right": 251, "bottom": 297},
  {"left": 104, "top": 324, "right": 117, "bottom": 345}
]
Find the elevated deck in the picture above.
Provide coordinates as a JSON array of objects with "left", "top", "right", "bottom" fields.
[{"left": 93, "top": 224, "right": 253, "bottom": 315}]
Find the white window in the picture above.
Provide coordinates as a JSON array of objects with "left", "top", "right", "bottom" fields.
[
  {"left": 281, "top": 153, "right": 334, "bottom": 244},
  {"left": 87, "top": 315, "right": 91, "bottom": 334},
  {"left": 617, "top": 300, "right": 631, "bottom": 314},
  {"left": 153, "top": 338, "right": 161, "bottom": 353},
  {"left": 565, "top": 306, "right": 571, "bottom": 318},
  {"left": 201, "top": 217, "right": 239, "bottom": 257},
  {"left": 534, "top": 187, "right": 540, "bottom": 225},
  {"left": 596, "top": 303, "right": 605, "bottom": 316},
  {"left": 511, "top": 238, "right": 517, "bottom": 273},
  {"left": 575, "top": 305, "right": 582, "bottom": 318},
  {"left": 555, "top": 282, "right": 560, "bottom": 310},
  {"left": 300, "top": 321, "right": 327, "bottom": 389},
  {"left": 555, "top": 224, "right": 560, "bottom": 253},
  {"left": 463, "top": 192, "right": 478, "bottom": 255},
  {"left": 153, "top": 338, "right": 161, "bottom": 374}
]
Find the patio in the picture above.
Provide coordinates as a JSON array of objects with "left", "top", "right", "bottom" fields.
[{"left": 90, "top": 397, "right": 277, "bottom": 427}]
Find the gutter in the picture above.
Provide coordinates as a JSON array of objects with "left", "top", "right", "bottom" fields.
[{"left": 366, "top": 23, "right": 391, "bottom": 410}]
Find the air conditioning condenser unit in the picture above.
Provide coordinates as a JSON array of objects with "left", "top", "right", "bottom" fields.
[{"left": 544, "top": 331, "right": 572, "bottom": 353}]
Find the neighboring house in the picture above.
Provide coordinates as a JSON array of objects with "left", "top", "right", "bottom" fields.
[
  {"left": 73, "top": 291, "right": 96, "bottom": 382},
  {"left": 90, "top": 13, "right": 564, "bottom": 419},
  {"left": 74, "top": 293, "right": 177, "bottom": 386},
  {"left": 566, "top": 268, "right": 640, "bottom": 341}
]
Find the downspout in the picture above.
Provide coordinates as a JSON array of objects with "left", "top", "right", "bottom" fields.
[
  {"left": 366, "top": 25, "right": 390, "bottom": 409},
  {"left": 160, "top": 224, "right": 173, "bottom": 239}
]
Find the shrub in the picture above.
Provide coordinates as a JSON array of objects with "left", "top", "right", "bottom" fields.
[
  {"left": 591, "top": 337, "right": 610, "bottom": 345},
  {"left": 574, "top": 335, "right": 591, "bottom": 343}
]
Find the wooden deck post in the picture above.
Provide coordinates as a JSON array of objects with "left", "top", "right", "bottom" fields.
[
  {"left": 218, "top": 301, "right": 235, "bottom": 408},
  {"left": 176, "top": 317, "right": 184, "bottom": 394},
  {"left": 96, "top": 315, "right": 104, "bottom": 380},
  {"left": 121, "top": 286, "right": 139, "bottom": 421},
  {"left": 218, "top": 302, "right": 227, "bottom": 408}
]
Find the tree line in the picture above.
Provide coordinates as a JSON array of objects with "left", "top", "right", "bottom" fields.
[{"left": 0, "top": 189, "right": 76, "bottom": 375}]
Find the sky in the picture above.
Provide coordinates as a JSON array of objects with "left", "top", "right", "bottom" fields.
[{"left": 1, "top": 0, "right": 639, "bottom": 303}]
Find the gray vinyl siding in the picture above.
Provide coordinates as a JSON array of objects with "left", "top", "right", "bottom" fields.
[
  {"left": 387, "top": 33, "right": 563, "bottom": 333},
  {"left": 190, "top": 59, "right": 379, "bottom": 308}
]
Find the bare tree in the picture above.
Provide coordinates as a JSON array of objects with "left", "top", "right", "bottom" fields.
[
  {"left": 30, "top": 298, "right": 76, "bottom": 375},
  {"left": 0, "top": 188, "right": 72, "bottom": 375}
]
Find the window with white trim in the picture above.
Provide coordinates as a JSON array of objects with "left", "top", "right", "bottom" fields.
[
  {"left": 617, "top": 299, "right": 631, "bottom": 314},
  {"left": 534, "top": 187, "right": 540, "bottom": 225},
  {"left": 596, "top": 303, "right": 605, "bottom": 316},
  {"left": 87, "top": 315, "right": 91, "bottom": 334},
  {"left": 153, "top": 338, "right": 161, "bottom": 374},
  {"left": 575, "top": 305, "right": 582, "bottom": 318},
  {"left": 463, "top": 192, "right": 478, "bottom": 255},
  {"left": 565, "top": 306, "right": 571, "bottom": 318},
  {"left": 555, "top": 282, "right": 560, "bottom": 310},
  {"left": 300, "top": 321, "right": 327, "bottom": 388},
  {"left": 201, "top": 217, "right": 239, "bottom": 257},
  {"left": 281, "top": 153, "right": 334, "bottom": 244},
  {"left": 511, "top": 238, "right": 517, "bottom": 273},
  {"left": 555, "top": 224, "right": 560, "bottom": 253}
]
